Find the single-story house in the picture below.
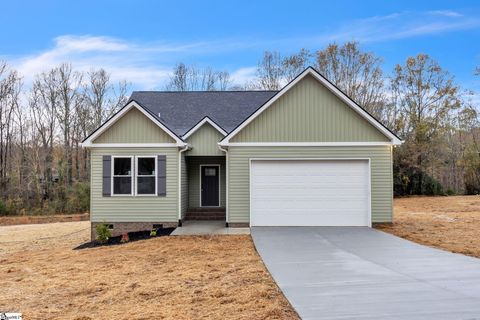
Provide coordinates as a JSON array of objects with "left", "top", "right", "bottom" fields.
[{"left": 82, "top": 67, "right": 402, "bottom": 239}]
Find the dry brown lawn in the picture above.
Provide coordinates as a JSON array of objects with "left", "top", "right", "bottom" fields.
[
  {"left": 0, "top": 213, "right": 89, "bottom": 226},
  {"left": 376, "top": 195, "right": 480, "bottom": 258},
  {"left": 0, "top": 222, "right": 298, "bottom": 320}
]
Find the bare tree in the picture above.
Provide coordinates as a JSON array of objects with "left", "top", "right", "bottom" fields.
[
  {"left": 30, "top": 69, "right": 59, "bottom": 201},
  {"left": 390, "top": 54, "right": 461, "bottom": 194},
  {"left": 254, "top": 51, "right": 285, "bottom": 90},
  {"left": 283, "top": 49, "right": 311, "bottom": 82},
  {"left": 55, "top": 64, "right": 83, "bottom": 187},
  {"left": 166, "top": 63, "right": 231, "bottom": 91},
  {"left": 0, "top": 61, "right": 22, "bottom": 195},
  {"left": 315, "top": 42, "right": 387, "bottom": 119}
]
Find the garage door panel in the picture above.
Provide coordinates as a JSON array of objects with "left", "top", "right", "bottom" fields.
[
  {"left": 250, "top": 160, "right": 370, "bottom": 226},
  {"left": 253, "top": 201, "right": 368, "bottom": 211}
]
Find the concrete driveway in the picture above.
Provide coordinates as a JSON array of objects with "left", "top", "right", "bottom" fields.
[{"left": 251, "top": 227, "right": 480, "bottom": 320}]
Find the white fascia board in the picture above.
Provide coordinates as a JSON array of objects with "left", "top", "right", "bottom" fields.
[
  {"left": 182, "top": 117, "right": 227, "bottom": 139},
  {"left": 81, "top": 100, "right": 185, "bottom": 147},
  {"left": 219, "top": 142, "right": 394, "bottom": 147},
  {"left": 220, "top": 67, "right": 402, "bottom": 145},
  {"left": 81, "top": 143, "right": 183, "bottom": 148}
]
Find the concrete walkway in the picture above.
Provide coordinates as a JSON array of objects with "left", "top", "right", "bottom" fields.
[
  {"left": 251, "top": 227, "right": 480, "bottom": 320},
  {"left": 171, "top": 220, "right": 250, "bottom": 236}
]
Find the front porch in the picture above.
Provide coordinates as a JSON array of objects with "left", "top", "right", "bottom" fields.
[{"left": 182, "top": 155, "right": 227, "bottom": 222}]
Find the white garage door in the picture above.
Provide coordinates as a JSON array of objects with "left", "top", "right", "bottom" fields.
[{"left": 250, "top": 160, "right": 370, "bottom": 226}]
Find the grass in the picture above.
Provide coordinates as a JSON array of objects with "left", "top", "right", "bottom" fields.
[
  {"left": 376, "top": 195, "right": 480, "bottom": 258},
  {"left": 0, "top": 213, "right": 89, "bottom": 226},
  {"left": 0, "top": 222, "right": 299, "bottom": 320}
]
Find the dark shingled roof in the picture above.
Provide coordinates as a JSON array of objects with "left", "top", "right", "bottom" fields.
[{"left": 129, "top": 91, "right": 278, "bottom": 136}]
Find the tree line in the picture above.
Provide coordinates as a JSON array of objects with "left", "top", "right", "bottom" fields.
[
  {"left": 0, "top": 41, "right": 478, "bottom": 215},
  {"left": 0, "top": 63, "right": 127, "bottom": 215},
  {"left": 166, "top": 43, "right": 479, "bottom": 196}
]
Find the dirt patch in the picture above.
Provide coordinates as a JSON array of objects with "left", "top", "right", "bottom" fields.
[
  {"left": 0, "top": 213, "right": 89, "bottom": 226},
  {"left": 0, "top": 222, "right": 298, "bottom": 320},
  {"left": 376, "top": 195, "right": 480, "bottom": 258}
]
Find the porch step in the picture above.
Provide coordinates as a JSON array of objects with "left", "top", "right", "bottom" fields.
[{"left": 185, "top": 208, "right": 226, "bottom": 221}]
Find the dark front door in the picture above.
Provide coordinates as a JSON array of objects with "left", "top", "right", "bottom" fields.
[{"left": 201, "top": 165, "right": 219, "bottom": 207}]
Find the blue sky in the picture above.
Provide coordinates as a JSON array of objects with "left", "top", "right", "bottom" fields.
[{"left": 1, "top": 0, "right": 480, "bottom": 93}]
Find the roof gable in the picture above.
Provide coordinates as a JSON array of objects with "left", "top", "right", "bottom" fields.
[
  {"left": 230, "top": 74, "right": 390, "bottom": 143},
  {"left": 82, "top": 101, "right": 184, "bottom": 147},
  {"left": 221, "top": 67, "right": 402, "bottom": 145},
  {"left": 93, "top": 107, "right": 176, "bottom": 144},
  {"left": 182, "top": 117, "right": 227, "bottom": 139},
  {"left": 185, "top": 120, "right": 225, "bottom": 156}
]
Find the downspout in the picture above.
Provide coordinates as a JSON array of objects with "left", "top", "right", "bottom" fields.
[
  {"left": 178, "top": 144, "right": 190, "bottom": 226},
  {"left": 218, "top": 145, "right": 229, "bottom": 227}
]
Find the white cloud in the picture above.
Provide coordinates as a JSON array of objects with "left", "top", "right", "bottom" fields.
[
  {"left": 3, "top": 9, "right": 479, "bottom": 90},
  {"left": 6, "top": 35, "right": 219, "bottom": 89},
  {"left": 308, "top": 10, "right": 479, "bottom": 44},
  {"left": 230, "top": 67, "right": 257, "bottom": 86},
  {"left": 428, "top": 10, "right": 463, "bottom": 17}
]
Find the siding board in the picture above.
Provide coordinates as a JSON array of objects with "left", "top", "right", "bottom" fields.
[
  {"left": 93, "top": 108, "right": 175, "bottom": 144},
  {"left": 227, "top": 146, "right": 393, "bottom": 224},
  {"left": 90, "top": 147, "right": 178, "bottom": 222},
  {"left": 185, "top": 123, "right": 224, "bottom": 156},
  {"left": 231, "top": 75, "right": 390, "bottom": 143},
  {"left": 181, "top": 153, "right": 188, "bottom": 219}
]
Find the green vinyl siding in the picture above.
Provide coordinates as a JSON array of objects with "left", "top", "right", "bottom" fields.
[
  {"left": 185, "top": 123, "right": 224, "bottom": 156},
  {"left": 231, "top": 75, "right": 390, "bottom": 143},
  {"left": 90, "top": 147, "right": 178, "bottom": 222},
  {"left": 93, "top": 108, "right": 175, "bottom": 144},
  {"left": 180, "top": 152, "right": 188, "bottom": 219},
  {"left": 187, "top": 156, "right": 226, "bottom": 208},
  {"left": 227, "top": 146, "right": 393, "bottom": 224}
]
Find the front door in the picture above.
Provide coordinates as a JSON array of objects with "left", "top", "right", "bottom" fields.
[{"left": 201, "top": 165, "right": 220, "bottom": 207}]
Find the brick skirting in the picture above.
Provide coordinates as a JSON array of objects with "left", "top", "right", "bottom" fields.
[
  {"left": 91, "top": 221, "right": 178, "bottom": 241},
  {"left": 227, "top": 222, "right": 249, "bottom": 228}
]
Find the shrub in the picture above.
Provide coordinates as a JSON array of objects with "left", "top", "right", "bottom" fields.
[
  {"left": 393, "top": 163, "right": 444, "bottom": 196},
  {"left": 0, "top": 200, "right": 7, "bottom": 215},
  {"left": 96, "top": 224, "right": 112, "bottom": 244},
  {"left": 150, "top": 228, "right": 158, "bottom": 237},
  {"left": 65, "top": 182, "right": 90, "bottom": 214},
  {"left": 446, "top": 189, "right": 456, "bottom": 196}
]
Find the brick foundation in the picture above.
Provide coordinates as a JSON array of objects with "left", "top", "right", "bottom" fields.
[
  {"left": 227, "top": 222, "right": 249, "bottom": 228},
  {"left": 91, "top": 221, "right": 178, "bottom": 241}
]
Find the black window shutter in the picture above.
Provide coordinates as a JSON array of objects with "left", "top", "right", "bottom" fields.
[
  {"left": 102, "top": 155, "right": 112, "bottom": 196},
  {"left": 157, "top": 155, "right": 167, "bottom": 196}
]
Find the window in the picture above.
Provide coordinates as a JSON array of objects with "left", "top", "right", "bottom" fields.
[
  {"left": 136, "top": 157, "right": 156, "bottom": 195},
  {"left": 113, "top": 157, "right": 133, "bottom": 195},
  {"left": 205, "top": 168, "right": 216, "bottom": 176}
]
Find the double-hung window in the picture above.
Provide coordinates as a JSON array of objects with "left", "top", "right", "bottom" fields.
[
  {"left": 135, "top": 156, "right": 157, "bottom": 195},
  {"left": 111, "top": 156, "right": 157, "bottom": 196},
  {"left": 112, "top": 157, "right": 133, "bottom": 195}
]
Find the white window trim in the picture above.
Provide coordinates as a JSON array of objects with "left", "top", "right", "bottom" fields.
[
  {"left": 199, "top": 164, "right": 221, "bottom": 208},
  {"left": 135, "top": 156, "right": 158, "bottom": 196},
  {"left": 111, "top": 156, "right": 134, "bottom": 196}
]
